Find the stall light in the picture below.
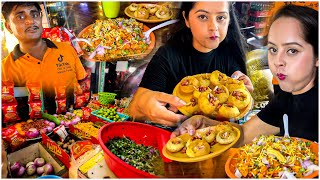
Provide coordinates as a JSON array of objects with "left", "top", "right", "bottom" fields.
[
  {"left": 128, "top": 67, "right": 136, "bottom": 73},
  {"left": 4, "top": 29, "right": 18, "bottom": 52},
  {"left": 80, "top": 3, "right": 88, "bottom": 7}
]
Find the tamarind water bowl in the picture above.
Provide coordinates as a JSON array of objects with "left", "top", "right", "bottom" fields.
[{"left": 98, "top": 122, "right": 172, "bottom": 178}]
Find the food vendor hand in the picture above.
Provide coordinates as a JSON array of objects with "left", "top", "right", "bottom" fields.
[
  {"left": 128, "top": 87, "right": 188, "bottom": 126},
  {"left": 231, "top": 70, "right": 254, "bottom": 93},
  {"left": 171, "top": 115, "right": 219, "bottom": 138}
]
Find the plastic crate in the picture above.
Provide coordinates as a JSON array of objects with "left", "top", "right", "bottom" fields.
[
  {"left": 91, "top": 109, "right": 129, "bottom": 123},
  {"left": 98, "top": 92, "right": 117, "bottom": 105}
]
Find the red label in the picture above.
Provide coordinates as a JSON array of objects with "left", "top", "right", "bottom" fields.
[{"left": 41, "top": 133, "right": 71, "bottom": 168}]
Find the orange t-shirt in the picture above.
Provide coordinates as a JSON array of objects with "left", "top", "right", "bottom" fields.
[{"left": 2, "top": 39, "right": 87, "bottom": 92}]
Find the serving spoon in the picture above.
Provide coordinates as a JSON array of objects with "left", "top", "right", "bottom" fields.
[
  {"left": 143, "top": 19, "right": 179, "bottom": 42},
  {"left": 283, "top": 114, "right": 290, "bottom": 138}
]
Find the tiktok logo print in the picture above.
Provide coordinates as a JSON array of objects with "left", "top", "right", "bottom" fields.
[{"left": 56, "top": 54, "right": 72, "bottom": 74}]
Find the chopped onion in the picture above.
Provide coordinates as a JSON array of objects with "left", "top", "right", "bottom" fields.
[
  {"left": 302, "top": 160, "right": 312, "bottom": 169},
  {"left": 234, "top": 168, "right": 242, "bottom": 178},
  {"left": 44, "top": 120, "right": 50, "bottom": 124}
]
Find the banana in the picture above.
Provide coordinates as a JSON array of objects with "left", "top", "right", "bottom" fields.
[{"left": 267, "top": 147, "right": 286, "bottom": 164}]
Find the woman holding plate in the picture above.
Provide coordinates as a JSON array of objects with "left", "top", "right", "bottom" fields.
[
  {"left": 172, "top": 5, "right": 319, "bottom": 142},
  {"left": 128, "top": 2, "right": 253, "bottom": 127}
]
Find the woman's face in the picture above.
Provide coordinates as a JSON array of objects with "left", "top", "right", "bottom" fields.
[
  {"left": 268, "top": 17, "right": 318, "bottom": 95},
  {"left": 183, "top": 2, "right": 230, "bottom": 53}
]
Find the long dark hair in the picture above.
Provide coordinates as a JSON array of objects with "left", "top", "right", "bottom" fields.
[
  {"left": 271, "top": 5, "right": 318, "bottom": 85},
  {"left": 169, "top": 2, "right": 247, "bottom": 74}
]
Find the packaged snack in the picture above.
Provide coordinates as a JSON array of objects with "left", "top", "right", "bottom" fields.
[
  {"left": 56, "top": 98, "right": 67, "bottom": 114},
  {"left": 74, "top": 83, "right": 83, "bottom": 96},
  {"left": 29, "top": 101, "right": 42, "bottom": 119},
  {"left": 83, "top": 92, "right": 91, "bottom": 103},
  {"left": 55, "top": 84, "right": 67, "bottom": 99},
  {"left": 53, "top": 125, "right": 68, "bottom": 142},
  {"left": 74, "top": 95, "right": 86, "bottom": 109},
  {"left": 2, "top": 100, "right": 20, "bottom": 123},
  {"left": 26, "top": 82, "right": 41, "bottom": 102},
  {"left": 81, "top": 107, "right": 91, "bottom": 121},
  {"left": 2, "top": 81, "right": 15, "bottom": 103},
  {"left": 2, "top": 126, "right": 26, "bottom": 151}
]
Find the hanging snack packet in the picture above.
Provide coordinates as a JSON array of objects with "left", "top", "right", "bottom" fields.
[
  {"left": 55, "top": 83, "right": 67, "bottom": 99},
  {"left": 74, "top": 95, "right": 86, "bottom": 109},
  {"left": 26, "top": 82, "right": 41, "bottom": 102},
  {"left": 2, "top": 100, "right": 20, "bottom": 123},
  {"left": 83, "top": 92, "right": 91, "bottom": 103},
  {"left": 81, "top": 107, "right": 91, "bottom": 121},
  {"left": 74, "top": 82, "right": 83, "bottom": 96},
  {"left": 56, "top": 98, "right": 67, "bottom": 114},
  {"left": 29, "top": 101, "right": 42, "bottom": 119},
  {"left": 1, "top": 81, "right": 15, "bottom": 103}
]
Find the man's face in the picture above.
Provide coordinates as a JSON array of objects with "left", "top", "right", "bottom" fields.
[{"left": 5, "top": 5, "right": 43, "bottom": 42}]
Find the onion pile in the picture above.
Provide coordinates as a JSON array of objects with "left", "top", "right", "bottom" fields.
[{"left": 10, "top": 157, "right": 54, "bottom": 177}]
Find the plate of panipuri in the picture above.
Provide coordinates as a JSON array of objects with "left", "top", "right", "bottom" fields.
[
  {"left": 125, "top": 3, "right": 173, "bottom": 23},
  {"left": 173, "top": 70, "right": 253, "bottom": 121},
  {"left": 162, "top": 121, "right": 240, "bottom": 162}
]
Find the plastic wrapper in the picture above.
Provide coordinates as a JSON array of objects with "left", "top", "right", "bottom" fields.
[
  {"left": 2, "top": 126, "right": 26, "bottom": 152},
  {"left": 2, "top": 100, "right": 20, "bottom": 123},
  {"left": 54, "top": 84, "right": 67, "bottom": 100},
  {"left": 41, "top": 27, "right": 83, "bottom": 55},
  {"left": 53, "top": 125, "right": 68, "bottom": 142},
  {"left": 69, "top": 141, "right": 101, "bottom": 178},
  {"left": 28, "top": 101, "right": 42, "bottom": 119},
  {"left": 56, "top": 99, "right": 67, "bottom": 114},
  {"left": 26, "top": 82, "right": 41, "bottom": 102},
  {"left": 2, "top": 81, "right": 15, "bottom": 103},
  {"left": 81, "top": 107, "right": 91, "bottom": 121},
  {"left": 74, "top": 95, "right": 86, "bottom": 109}
]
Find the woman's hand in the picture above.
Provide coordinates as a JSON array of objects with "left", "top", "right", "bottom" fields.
[
  {"left": 231, "top": 70, "right": 254, "bottom": 93},
  {"left": 171, "top": 115, "right": 220, "bottom": 138},
  {"left": 128, "top": 87, "right": 188, "bottom": 126}
]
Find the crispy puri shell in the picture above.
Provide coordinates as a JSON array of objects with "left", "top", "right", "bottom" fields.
[
  {"left": 212, "top": 85, "right": 229, "bottom": 104},
  {"left": 198, "top": 92, "right": 220, "bottom": 115},
  {"left": 166, "top": 137, "right": 185, "bottom": 152},
  {"left": 216, "top": 129, "right": 236, "bottom": 144},
  {"left": 179, "top": 76, "right": 199, "bottom": 94},
  {"left": 227, "top": 89, "right": 251, "bottom": 110},
  {"left": 226, "top": 77, "right": 246, "bottom": 92},
  {"left": 186, "top": 139, "right": 211, "bottom": 157},
  {"left": 134, "top": 8, "right": 150, "bottom": 19},
  {"left": 129, "top": 3, "right": 139, "bottom": 11},
  {"left": 218, "top": 104, "right": 240, "bottom": 119},
  {"left": 210, "top": 70, "right": 228, "bottom": 86}
]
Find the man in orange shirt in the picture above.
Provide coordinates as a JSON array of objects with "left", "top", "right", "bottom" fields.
[{"left": 2, "top": 2, "right": 87, "bottom": 116}]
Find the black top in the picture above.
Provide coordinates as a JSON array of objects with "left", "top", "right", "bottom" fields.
[
  {"left": 140, "top": 29, "right": 245, "bottom": 94},
  {"left": 257, "top": 85, "right": 319, "bottom": 142}
]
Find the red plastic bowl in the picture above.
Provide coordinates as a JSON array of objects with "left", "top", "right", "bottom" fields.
[{"left": 98, "top": 121, "right": 172, "bottom": 178}]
